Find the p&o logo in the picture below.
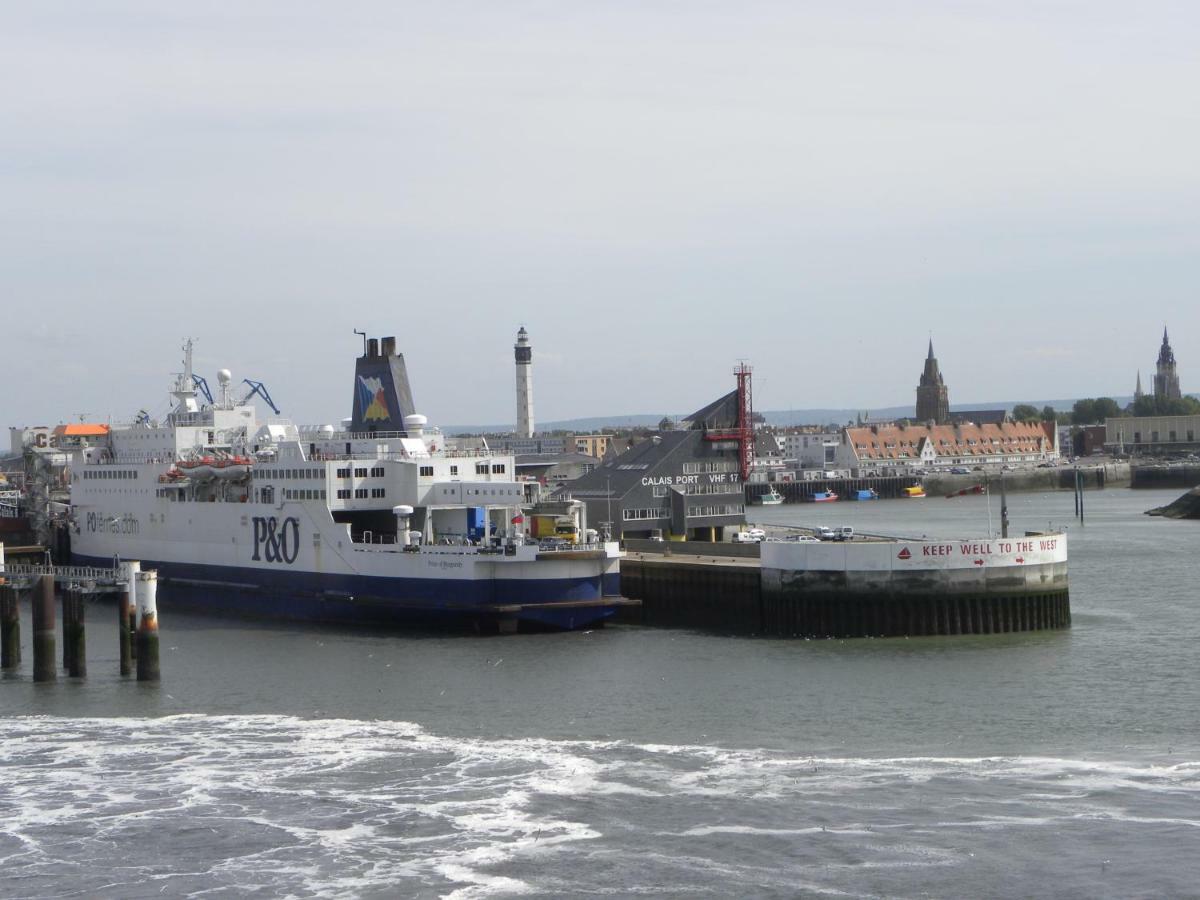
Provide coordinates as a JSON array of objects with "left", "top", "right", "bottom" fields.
[{"left": 252, "top": 516, "right": 300, "bottom": 564}]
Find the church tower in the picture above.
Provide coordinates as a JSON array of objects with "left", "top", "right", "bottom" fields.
[
  {"left": 915, "top": 338, "right": 950, "bottom": 424},
  {"left": 1153, "top": 327, "right": 1182, "bottom": 400}
]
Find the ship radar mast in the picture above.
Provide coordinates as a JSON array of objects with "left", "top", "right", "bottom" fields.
[{"left": 170, "top": 338, "right": 201, "bottom": 415}]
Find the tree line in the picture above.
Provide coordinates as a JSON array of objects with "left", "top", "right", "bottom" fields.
[{"left": 1011, "top": 395, "right": 1200, "bottom": 426}]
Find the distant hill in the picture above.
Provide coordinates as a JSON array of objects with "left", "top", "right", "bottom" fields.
[{"left": 441, "top": 397, "right": 1124, "bottom": 435}]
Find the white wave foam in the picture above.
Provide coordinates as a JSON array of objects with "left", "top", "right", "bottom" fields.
[{"left": 2, "top": 715, "right": 1198, "bottom": 897}]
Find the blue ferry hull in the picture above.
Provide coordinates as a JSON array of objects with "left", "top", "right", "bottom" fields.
[{"left": 74, "top": 553, "right": 624, "bottom": 632}]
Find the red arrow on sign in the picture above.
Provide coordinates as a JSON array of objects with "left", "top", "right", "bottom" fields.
[
  {"left": 1015, "top": 556, "right": 1025, "bottom": 564},
  {"left": 973, "top": 559, "right": 984, "bottom": 566}
]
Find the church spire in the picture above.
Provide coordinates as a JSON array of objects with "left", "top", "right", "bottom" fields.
[{"left": 1135, "top": 370, "right": 1143, "bottom": 400}]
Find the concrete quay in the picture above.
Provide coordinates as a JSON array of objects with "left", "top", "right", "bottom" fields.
[{"left": 617, "top": 535, "right": 1070, "bottom": 639}]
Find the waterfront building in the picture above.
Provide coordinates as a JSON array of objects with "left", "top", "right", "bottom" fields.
[
  {"left": 1154, "top": 327, "right": 1182, "bottom": 400},
  {"left": 566, "top": 391, "right": 747, "bottom": 541},
  {"left": 915, "top": 339, "right": 950, "bottom": 424},
  {"left": 830, "top": 421, "right": 1059, "bottom": 472},
  {"left": 1106, "top": 414, "right": 1200, "bottom": 455},
  {"left": 573, "top": 434, "right": 611, "bottom": 458}
]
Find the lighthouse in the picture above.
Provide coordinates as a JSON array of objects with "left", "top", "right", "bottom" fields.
[{"left": 514, "top": 326, "right": 535, "bottom": 438}]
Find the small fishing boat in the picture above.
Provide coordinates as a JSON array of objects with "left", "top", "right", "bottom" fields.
[
  {"left": 902, "top": 485, "right": 926, "bottom": 498},
  {"left": 811, "top": 490, "right": 839, "bottom": 503},
  {"left": 853, "top": 489, "right": 878, "bottom": 501},
  {"left": 754, "top": 488, "right": 784, "bottom": 506}
]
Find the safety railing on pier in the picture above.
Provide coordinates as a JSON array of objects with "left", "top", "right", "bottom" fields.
[{"left": 0, "top": 564, "right": 130, "bottom": 587}]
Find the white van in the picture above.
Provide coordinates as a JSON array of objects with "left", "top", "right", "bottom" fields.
[
  {"left": 834, "top": 526, "right": 854, "bottom": 541},
  {"left": 732, "top": 528, "right": 767, "bottom": 543}
]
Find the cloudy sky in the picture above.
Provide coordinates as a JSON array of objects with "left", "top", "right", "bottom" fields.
[{"left": 3, "top": 2, "right": 1198, "bottom": 429}]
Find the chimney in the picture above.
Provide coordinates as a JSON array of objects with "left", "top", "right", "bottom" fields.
[
  {"left": 367, "top": 338, "right": 379, "bottom": 358},
  {"left": 381, "top": 336, "right": 396, "bottom": 357}
]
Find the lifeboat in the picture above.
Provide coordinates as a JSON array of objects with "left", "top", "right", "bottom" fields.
[
  {"left": 178, "top": 456, "right": 216, "bottom": 480},
  {"left": 213, "top": 456, "right": 252, "bottom": 480}
]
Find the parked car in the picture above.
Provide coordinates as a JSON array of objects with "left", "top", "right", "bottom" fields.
[
  {"left": 815, "top": 526, "right": 836, "bottom": 541},
  {"left": 833, "top": 526, "right": 854, "bottom": 542},
  {"left": 949, "top": 466, "right": 970, "bottom": 474},
  {"left": 732, "top": 528, "right": 767, "bottom": 543}
]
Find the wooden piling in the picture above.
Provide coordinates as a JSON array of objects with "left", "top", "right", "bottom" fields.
[
  {"left": 1, "top": 585, "right": 19, "bottom": 669},
  {"left": 62, "top": 587, "right": 76, "bottom": 670},
  {"left": 118, "top": 588, "right": 133, "bottom": 676},
  {"left": 135, "top": 571, "right": 160, "bottom": 682},
  {"left": 32, "top": 575, "right": 56, "bottom": 682},
  {"left": 67, "top": 588, "right": 86, "bottom": 678}
]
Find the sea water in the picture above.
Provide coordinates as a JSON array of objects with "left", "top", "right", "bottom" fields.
[{"left": 2, "top": 488, "right": 1199, "bottom": 898}]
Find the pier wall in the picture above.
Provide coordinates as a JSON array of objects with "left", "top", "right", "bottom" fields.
[
  {"left": 1130, "top": 462, "right": 1200, "bottom": 489},
  {"left": 618, "top": 536, "right": 1070, "bottom": 638},
  {"left": 748, "top": 464, "right": 1127, "bottom": 504}
]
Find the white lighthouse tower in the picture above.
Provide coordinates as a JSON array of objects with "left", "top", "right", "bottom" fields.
[{"left": 514, "top": 326, "right": 535, "bottom": 439}]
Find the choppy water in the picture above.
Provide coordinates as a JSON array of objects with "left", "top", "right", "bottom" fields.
[{"left": 3, "top": 488, "right": 1200, "bottom": 898}]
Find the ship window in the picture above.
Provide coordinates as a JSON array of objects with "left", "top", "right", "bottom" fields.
[
  {"left": 450, "top": 465, "right": 458, "bottom": 475},
  {"left": 337, "top": 489, "right": 350, "bottom": 499},
  {"left": 354, "top": 488, "right": 368, "bottom": 499},
  {"left": 355, "top": 468, "right": 367, "bottom": 478},
  {"left": 420, "top": 466, "right": 434, "bottom": 477},
  {"left": 371, "top": 467, "right": 385, "bottom": 477},
  {"left": 337, "top": 468, "right": 350, "bottom": 478},
  {"left": 372, "top": 488, "right": 386, "bottom": 498},
  {"left": 492, "top": 464, "right": 506, "bottom": 474},
  {"left": 320, "top": 490, "right": 326, "bottom": 499}
]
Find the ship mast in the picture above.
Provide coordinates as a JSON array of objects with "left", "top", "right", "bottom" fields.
[{"left": 170, "top": 338, "right": 200, "bottom": 415}]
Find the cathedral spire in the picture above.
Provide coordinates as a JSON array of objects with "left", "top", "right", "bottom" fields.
[{"left": 1153, "top": 327, "right": 1181, "bottom": 400}]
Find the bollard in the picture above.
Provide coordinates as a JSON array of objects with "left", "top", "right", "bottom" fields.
[
  {"left": 67, "top": 588, "right": 86, "bottom": 678},
  {"left": 1, "top": 585, "right": 19, "bottom": 669},
  {"left": 33, "top": 575, "right": 56, "bottom": 682},
  {"left": 118, "top": 587, "right": 133, "bottom": 676},
  {"left": 135, "top": 571, "right": 160, "bottom": 682}
]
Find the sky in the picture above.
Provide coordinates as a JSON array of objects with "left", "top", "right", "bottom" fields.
[{"left": 3, "top": 1, "right": 1198, "bottom": 430}]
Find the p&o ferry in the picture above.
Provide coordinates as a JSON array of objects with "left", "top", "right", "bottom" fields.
[{"left": 67, "top": 337, "right": 623, "bottom": 631}]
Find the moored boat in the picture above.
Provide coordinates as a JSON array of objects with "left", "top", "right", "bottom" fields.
[
  {"left": 902, "top": 485, "right": 926, "bottom": 498},
  {"left": 754, "top": 488, "right": 784, "bottom": 505},
  {"left": 66, "top": 337, "right": 624, "bottom": 632}
]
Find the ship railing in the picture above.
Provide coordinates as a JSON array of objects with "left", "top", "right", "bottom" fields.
[
  {"left": 536, "top": 541, "right": 606, "bottom": 553},
  {"left": 82, "top": 455, "right": 177, "bottom": 465}
]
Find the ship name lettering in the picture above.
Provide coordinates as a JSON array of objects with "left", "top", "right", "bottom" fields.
[{"left": 252, "top": 516, "right": 300, "bottom": 564}]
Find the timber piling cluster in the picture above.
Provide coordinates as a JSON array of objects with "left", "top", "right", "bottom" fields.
[{"left": 0, "top": 552, "right": 161, "bottom": 682}]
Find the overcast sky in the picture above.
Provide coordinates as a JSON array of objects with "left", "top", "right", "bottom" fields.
[{"left": 3, "top": 2, "right": 1198, "bottom": 429}]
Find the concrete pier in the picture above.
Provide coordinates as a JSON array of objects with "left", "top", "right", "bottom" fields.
[
  {"left": 32, "top": 575, "right": 56, "bottom": 682},
  {"left": 619, "top": 534, "right": 1070, "bottom": 638}
]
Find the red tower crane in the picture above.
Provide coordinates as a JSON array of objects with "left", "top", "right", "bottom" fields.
[{"left": 702, "top": 362, "right": 755, "bottom": 481}]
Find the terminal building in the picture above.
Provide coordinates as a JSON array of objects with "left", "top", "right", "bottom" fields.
[
  {"left": 1105, "top": 415, "right": 1200, "bottom": 455},
  {"left": 565, "top": 388, "right": 750, "bottom": 541}
]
